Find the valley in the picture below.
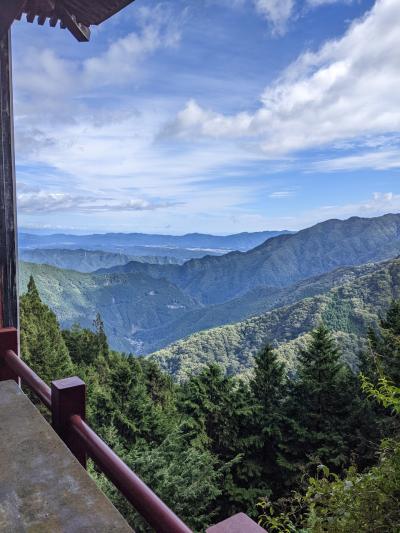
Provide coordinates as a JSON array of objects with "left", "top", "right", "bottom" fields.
[
  {"left": 152, "top": 257, "right": 400, "bottom": 381},
  {"left": 19, "top": 214, "right": 400, "bottom": 361}
]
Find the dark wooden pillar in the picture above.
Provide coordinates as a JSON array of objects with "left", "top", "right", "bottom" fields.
[
  {"left": 52, "top": 377, "right": 87, "bottom": 468},
  {"left": 0, "top": 29, "right": 18, "bottom": 329}
]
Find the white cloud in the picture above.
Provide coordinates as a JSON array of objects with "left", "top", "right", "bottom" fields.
[
  {"left": 215, "top": 0, "right": 295, "bottom": 35},
  {"left": 167, "top": 0, "right": 400, "bottom": 156},
  {"left": 258, "top": 192, "right": 400, "bottom": 231},
  {"left": 312, "top": 149, "right": 400, "bottom": 171},
  {"left": 289, "top": 192, "right": 400, "bottom": 229},
  {"left": 308, "top": 0, "right": 354, "bottom": 6},
  {"left": 254, "top": 0, "right": 295, "bottom": 35},
  {"left": 83, "top": 5, "right": 181, "bottom": 87},
  {"left": 269, "top": 190, "right": 296, "bottom": 198},
  {"left": 17, "top": 190, "right": 176, "bottom": 214},
  {"left": 13, "top": 3, "right": 181, "bottom": 106},
  {"left": 313, "top": 192, "right": 400, "bottom": 219},
  {"left": 14, "top": 0, "right": 400, "bottom": 234}
]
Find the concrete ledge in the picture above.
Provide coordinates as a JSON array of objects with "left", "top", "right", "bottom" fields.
[{"left": 0, "top": 380, "right": 133, "bottom": 532}]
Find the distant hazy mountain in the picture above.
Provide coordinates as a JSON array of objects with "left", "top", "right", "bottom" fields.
[
  {"left": 19, "top": 230, "right": 290, "bottom": 255},
  {"left": 19, "top": 248, "right": 183, "bottom": 273},
  {"left": 20, "top": 214, "right": 400, "bottom": 355},
  {"left": 150, "top": 257, "right": 400, "bottom": 381},
  {"left": 100, "top": 214, "right": 400, "bottom": 305}
]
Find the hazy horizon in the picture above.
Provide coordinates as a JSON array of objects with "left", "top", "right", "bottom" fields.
[{"left": 17, "top": 211, "right": 399, "bottom": 237}]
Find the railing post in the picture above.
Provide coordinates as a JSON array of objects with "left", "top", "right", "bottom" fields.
[
  {"left": 206, "top": 513, "right": 265, "bottom": 532},
  {"left": 0, "top": 327, "right": 18, "bottom": 382},
  {"left": 51, "top": 376, "right": 87, "bottom": 469}
]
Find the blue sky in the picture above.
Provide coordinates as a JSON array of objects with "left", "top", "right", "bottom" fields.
[{"left": 12, "top": 0, "right": 400, "bottom": 234}]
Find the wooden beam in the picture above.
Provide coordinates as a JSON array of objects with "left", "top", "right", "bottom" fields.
[
  {"left": 57, "top": 6, "right": 91, "bottom": 42},
  {"left": 0, "top": 31, "right": 19, "bottom": 329},
  {"left": 0, "top": 0, "right": 26, "bottom": 39}
]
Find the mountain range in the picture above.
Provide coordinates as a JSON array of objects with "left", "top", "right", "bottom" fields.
[
  {"left": 151, "top": 257, "right": 400, "bottom": 381},
  {"left": 98, "top": 214, "right": 400, "bottom": 304},
  {"left": 19, "top": 230, "right": 290, "bottom": 263},
  {"left": 19, "top": 214, "right": 400, "bottom": 360},
  {"left": 19, "top": 248, "right": 184, "bottom": 273}
]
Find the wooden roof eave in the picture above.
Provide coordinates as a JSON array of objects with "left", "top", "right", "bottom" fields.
[{"left": 0, "top": 0, "right": 136, "bottom": 42}]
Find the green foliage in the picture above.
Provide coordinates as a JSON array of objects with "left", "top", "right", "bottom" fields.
[
  {"left": 123, "top": 433, "right": 222, "bottom": 531},
  {"left": 250, "top": 346, "right": 288, "bottom": 499},
  {"left": 282, "top": 325, "right": 356, "bottom": 483},
  {"left": 20, "top": 282, "right": 400, "bottom": 532},
  {"left": 260, "top": 439, "right": 400, "bottom": 533},
  {"left": 368, "top": 299, "right": 400, "bottom": 384},
  {"left": 152, "top": 258, "right": 400, "bottom": 380},
  {"left": 19, "top": 261, "right": 199, "bottom": 354},
  {"left": 178, "top": 365, "right": 260, "bottom": 517},
  {"left": 20, "top": 276, "right": 74, "bottom": 383},
  {"left": 259, "top": 308, "right": 400, "bottom": 533},
  {"left": 362, "top": 375, "right": 400, "bottom": 415}
]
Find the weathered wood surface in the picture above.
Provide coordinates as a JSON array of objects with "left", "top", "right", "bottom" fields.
[
  {"left": 0, "top": 30, "right": 18, "bottom": 329},
  {"left": 0, "top": 0, "right": 26, "bottom": 40},
  {"left": 0, "top": 380, "right": 134, "bottom": 532}
]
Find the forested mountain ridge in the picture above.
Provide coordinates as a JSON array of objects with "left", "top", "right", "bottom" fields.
[
  {"left": 19, "top": 257, "right": 389, "bottom": 355},
  {"left": 136, "top": 260, "right": 383, "bottom": 352},
  {"left": 20, "top": 248, "right": 184, "bottom": 273},
  {"left": 20, "top": 214, "right": 400, "bottom": 355},
  {"left": 19, "top": 262, "right": 199, "bottom": 353},
  {"left": 101, "top": 214, "right": 400, "bottom": 304},
  {"left": 151, "top": 257, "right": 400, "bottom": 381}
]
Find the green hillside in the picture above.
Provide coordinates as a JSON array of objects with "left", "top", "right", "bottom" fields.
[
  {"left": 20, "top": 248, "right": 183, "bottom": 272},
  {"left": 151, "top": 257, "right": 400, "bottom": 381},
  {"left": 20, "top": 270, "right": 400, "bottom": 533},
  {"left": 20, "top": 215, "right": 400, "bottom": 356},
  {"left": 101, "top": 214, "right": 400, "bottom": 305},
  {"left": 19, "top": 262, "right": 199, "bottom": 353},
  {"left": 19, "top": 258, "right": 385, "bottom": 356},
  {"left": 136, "top": 261, "right": 382, "bottom": 352}
]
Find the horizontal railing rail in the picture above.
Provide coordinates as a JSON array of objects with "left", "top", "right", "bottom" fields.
[
  {"left": 70, "top": 415, "right": 191, "bottom": 532},
  {"left": 3, "top": 347, "right": 52, "bottom": 408},
  {"left": 0, "top": 328, "right": 192, "bottom": 533}
]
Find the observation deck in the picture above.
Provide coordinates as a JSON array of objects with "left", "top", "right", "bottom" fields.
[
  {"left": 0, "top": 379, "right": 133, "bottom": 532},
  {"left": 0, "top": 330, "right": 264, "bottom": 532}
]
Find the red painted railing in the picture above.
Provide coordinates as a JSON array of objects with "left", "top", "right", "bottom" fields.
[{"left": 0, "top": 327, "right": 192, "bottom": 533}]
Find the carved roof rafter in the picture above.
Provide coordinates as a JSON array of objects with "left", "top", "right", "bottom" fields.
[{"left": 0, "top": 0, "right": 135, "bottom": 41}]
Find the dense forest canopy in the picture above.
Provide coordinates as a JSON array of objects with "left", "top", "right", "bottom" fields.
[{"left": 20, "top": 276, "right": 400, "bottom": 532}]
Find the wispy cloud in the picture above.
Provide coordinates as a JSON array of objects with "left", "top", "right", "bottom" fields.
[
  {"left": 166, "top": 0, "right": 400, "bottom": 156},
  {"left": 315, "top": 192, "right": 400, "bottom": 219},
  {"left": 13, "top": 0, "right": 400, "bottom": 234},
  {"left": 17, "top": 190, "right": 177, "bottom": 214},
  {"left": 215, "top": 0, "right": 295, "bottom": 35},
  {"left": 83, "top": 5, "right": 181, "bottom": 87},
  {"left": 312, "top": 149, "right": 400, "bottom": 172},
  {"left": 269, "top": 190, "right": 296, "bottom": 198},
  {"left": 254, "top": 0, "right": 295, "bottom": 36},
  {"left": 13, "top": 3, "right": 182, "bottom": 115},
  {"left": 308, "top": 0, "right": 354, "bottom": 6},
  {"left": 290, "top": 192, "right": 400, "bottom": 229}
]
